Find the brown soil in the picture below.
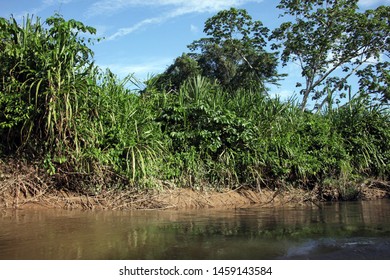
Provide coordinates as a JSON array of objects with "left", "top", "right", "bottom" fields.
[
  {"left": 0, "top": 184, "right": 310, "bottom": 210},
  {"left": 1, "top": 158, "right": 389, "bottom": 211}
]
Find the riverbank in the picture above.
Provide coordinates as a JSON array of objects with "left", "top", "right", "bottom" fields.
[
  {"left": 1, "top": 12, "right": 389, "bottom": 212},
  {"left": 1, "top": 159, "right": 389, "bottom": 211}
]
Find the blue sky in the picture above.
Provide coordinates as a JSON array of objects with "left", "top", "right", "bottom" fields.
[{"left": 1, "top": 0, "right": 389, "bottom": 101}]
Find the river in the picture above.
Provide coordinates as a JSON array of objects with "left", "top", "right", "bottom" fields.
[{"left": 1, "top": 200, "right": 390, "bottom": 259}]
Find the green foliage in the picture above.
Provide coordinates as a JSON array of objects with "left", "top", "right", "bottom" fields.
[
  {"left": 150, "top": 53, "right": 201, "bottom": 92},
  {"left": 1, "top": 11, "right": 389, "bottom": 195},
  {"left": 152, "top": 76, "right": 359, "bottom": 189},
  {"left": 79, "top": 72, "right": 167, "bottom": 184},
  {"left": 0, "top": 14, "right": 168, "bottom": 189},
  {"left": 0, "top": 14, "right": 96, "bottom": 155},
  {"left": 271, "top": 0, "right": 390, "bottom": 110},
  {"left": 332, "top": 96, "right": 390, "bottom": 178},
  {"left": 357, "top": 61, "right": 390, "bottom": 103},
  {"left": 151, "top": 8, "right": 281, "bottom": 94}
]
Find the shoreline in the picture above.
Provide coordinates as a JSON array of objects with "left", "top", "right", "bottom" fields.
[
  {"left": 1, "top": 159, "right": 389, "bottom": 211},
  {"left": 1, "top": 180, "right": 389, "bottom": 211},
  {"left": 2, "top": 186, "right": 389, "bottom": 211}
]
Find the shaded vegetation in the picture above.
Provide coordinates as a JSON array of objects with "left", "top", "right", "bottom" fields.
[{"left": 1, "top": 1, "right": 389, "bottom": 201}]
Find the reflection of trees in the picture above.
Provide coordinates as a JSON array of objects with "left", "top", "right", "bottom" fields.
[
  {"left": 1, "top": 201, "right": 390, "bottom": 259},
  {"left": 157, "top": 202, "right": 390, "bottom": 242}
]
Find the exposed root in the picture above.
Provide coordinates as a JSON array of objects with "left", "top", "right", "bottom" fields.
[{"left": 1, "top": 159, "right": 389, "bottom": 211}]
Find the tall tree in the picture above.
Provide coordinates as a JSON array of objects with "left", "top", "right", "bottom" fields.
[
  {"left": 148, "top": 53, "right": 201, "bottom": 92},
  {"left": 151, "top": 8, "right": 281, "bottom": 94},
  {"left": 188, "top": 8, "right": 281, "bottom": 93},
  {"left": 271, "top": 0, "right": 390, "bottom": 110},
  {"left": 357, "top": 61, "right": 390, "bottom": 104}
]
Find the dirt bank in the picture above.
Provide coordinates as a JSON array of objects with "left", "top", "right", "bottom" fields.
[{"left": 1, "top": 159, "right": 389, "bottom": 210}]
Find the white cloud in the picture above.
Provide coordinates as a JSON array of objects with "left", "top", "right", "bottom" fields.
[
  {"left": 107, "top": 17, "right": 164, "bottom": 40},
  {"left": 87, "top": 0, "right": 263, "bottom": 40},
  {"left": 86, "top": 0, "right": 262, "bottom": 17}
]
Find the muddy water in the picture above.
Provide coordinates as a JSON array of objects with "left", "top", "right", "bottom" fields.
[{"left": 1, "top": 200, "right": 390, "bottom": 259}]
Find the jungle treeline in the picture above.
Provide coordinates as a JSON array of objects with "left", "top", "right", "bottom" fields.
[{"left": 1, "top": 0, "right": 389, "bottom": 199}]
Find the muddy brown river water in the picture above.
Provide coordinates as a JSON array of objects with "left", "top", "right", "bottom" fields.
[{"left": 1, "top": 200, "right": 390, "bottom": 259}]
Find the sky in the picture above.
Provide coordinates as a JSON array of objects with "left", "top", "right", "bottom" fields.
[{"left": 1, "top": 0, "right": 389, "bottom": 101}]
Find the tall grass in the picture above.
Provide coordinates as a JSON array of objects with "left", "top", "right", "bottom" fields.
[
  {"left": 0, "top": 15, "right": 168, "bottom": 190},
  {"left": 80, "top": 72, "right": 167, "bottom": 185},
  {"left": 331, "top": 95, "right": 390, "bottom": 178},
  {"left": 0, "top": 14, "right": 96, "bottom": 156}
]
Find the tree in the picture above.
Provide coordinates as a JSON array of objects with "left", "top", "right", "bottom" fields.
[
  {"left": 149, "top": 53, "right": 201, "bottom": 92},
  {"left": 357, "top": 61, "right": 389, "bottom": 104},
  {"left": 271, "top": 0, "right": 390, "bottom": 110},
  {"left": 188, "top": 8, "right": 281, "bottom": 93},
  {"left": 151, "top": 8, "right": 281, "bottom": 93}
]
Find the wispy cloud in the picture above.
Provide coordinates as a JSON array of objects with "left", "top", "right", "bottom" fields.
[
  {"left": 87, "top": 0, "right": 263, "bottom": 40},
  {"left": 86, "top": 0, "right": 262, "bottom": 17},
  {"left": 107, "top": 17, "right": 164, "bottom": 40}
]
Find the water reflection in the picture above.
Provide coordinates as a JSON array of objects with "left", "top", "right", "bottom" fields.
[{"left": 1, "top": 200, "right": 390, "bottom": 259}]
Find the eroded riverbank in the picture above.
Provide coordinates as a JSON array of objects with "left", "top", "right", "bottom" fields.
[{"left": 1, "top": 159, "right": 389, "bottom": 210}]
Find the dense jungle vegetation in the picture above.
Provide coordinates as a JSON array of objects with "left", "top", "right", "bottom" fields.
[{"left": 0, "top": 0, "right": 389, "bottom": 199}]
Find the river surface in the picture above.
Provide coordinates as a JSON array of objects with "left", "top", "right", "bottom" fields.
[{"left": 1, "top": 200, "right": 390, "bottom": 259}]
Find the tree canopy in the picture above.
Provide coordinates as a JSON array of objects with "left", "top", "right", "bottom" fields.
[
  {"left": 150, "top": 8, "right": 281, "bottom": 94},
  {"left": 271, "top": 0, "right": 390, "bottom": 110}
]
